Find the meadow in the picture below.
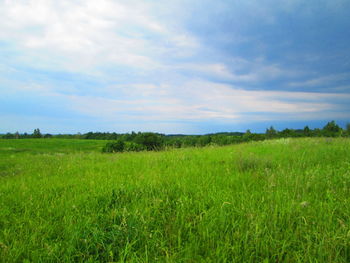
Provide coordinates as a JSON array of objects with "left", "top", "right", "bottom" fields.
[{"left": 0, "top": 138, "right": 350, "bottom": 262}]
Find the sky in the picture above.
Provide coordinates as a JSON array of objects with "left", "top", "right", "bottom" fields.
[{"left": 1, "top": 0, "right": 350, "bottom": 134}]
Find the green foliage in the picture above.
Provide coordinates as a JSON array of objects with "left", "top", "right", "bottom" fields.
[
  {"left": 313, "top": 128, "right": 322, "bottom": 137},
  {"left": 197, "top": 135, "right": 212, "bottom": 146},
  {"left": 32, "top": 128, "right": 42, "bottom": 138},
  {"left": 171, "top": 139, "right": 182, "bottom": 148},
  {"left": 102, "top": 140, "right": 125, "bottom": 153},
  {"left": 43, "top": 133, "right": 52, "bottom": 138},
  {"left": 304, "top": 125, "right": 311, "bottom": 136},
  {"left": 323, "top": 120, "right": 342, "bottom": 137},
  {"left": 2, "top": 132, "right": 16, "bottom": 139},
  {"left": 1, "top": 121, "right": 349, "bottom": 151},
  {"left": 243, "top": 129, "right": 252, "bottom": 141},
  {"left": 124, "top": 141, "right": 145, "bottom": 152},
  {"left": 134, "top": 132, "right": 164, "bottom": 151},
  {"left": 279, "top": 128, "right": 294, "bottom": 137},
  {"left": 346, "top": 123, "right": 350, "bottom": 135},
  {"left": 265, "top": 126, "right": 277, "bottom": 138}
]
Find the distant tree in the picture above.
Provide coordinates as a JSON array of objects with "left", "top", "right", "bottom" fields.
[
  {"left": 197, "top": 135, "right": 212, "bottom": 146},
  {"left": 212, "top": 135, "right": 229, "bottom": 146},
  {"left": 130, "top": 131, "right": 137, "bottom": 140},
  {"left": 84, "top": 132, "right": 94, "bottom": 139},
  {"left": 171, "top": 139, "right": 182, "bottom": 148},
  {"left": 323, "top": 121, "right": 341, "bottom": 137},
  {"left": 266, "top": 126, "right": 277, "bottom": 138},
  {"left": 346, "top": 123, "right": 350, "bottom": 136},
  {"left": 3, "top": 133, "right": 15, "bottom": 139},
  {"left": 134, "top": 132, "right": 164, "bottom": 150},
  {"left": 280, "top": 128, "right": 293, "bottom": 137},
  {"left": 251, "top": 133, "right": 265, "bottom": 141},
  {"left": 243, "top": 129, "right": 253, "bottom": 141},
  {"left": 183, "top": 136, "right": 197, "bottom": 147},
  {"left": 313, "top": 128, "right": 322, "bottom": 137},
  {"left": 303, "top": 126, "right": 311, "bottom": 137},
  {"left": 32, "top": 128, "right": 42, "bottom": 138},
  {"left": 278, "top": 128, "right": 302, "bottom": 138}
]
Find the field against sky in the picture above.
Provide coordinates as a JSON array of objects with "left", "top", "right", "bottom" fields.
[{"left": 1, "top": 138, "right": 350, "bottom": 262}]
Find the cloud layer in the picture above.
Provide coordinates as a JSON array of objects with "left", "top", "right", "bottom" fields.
[{"left": 1, "top": 0, "right": 350, "bottom": 133}]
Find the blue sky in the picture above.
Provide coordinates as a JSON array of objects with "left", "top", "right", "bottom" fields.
[{"left": 1, "top": 0, "right": 349, "bottom": 134}]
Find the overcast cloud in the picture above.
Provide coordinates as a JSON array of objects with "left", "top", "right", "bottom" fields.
[{"left": 1, "top": 0, "right": 349, "bottom": 133}]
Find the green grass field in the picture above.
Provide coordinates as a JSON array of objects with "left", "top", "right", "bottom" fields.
[{"left": 1, "top": 138, "right": 350, "bottom": 262}]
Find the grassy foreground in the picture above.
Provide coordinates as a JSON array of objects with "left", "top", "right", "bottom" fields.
[{"left": 0, "top": 138, "right": 350, "bottom": 262}]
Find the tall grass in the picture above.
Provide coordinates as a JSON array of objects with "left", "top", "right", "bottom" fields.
[{"left": 1, "top": 138, "right": 350, "bottom": 262}]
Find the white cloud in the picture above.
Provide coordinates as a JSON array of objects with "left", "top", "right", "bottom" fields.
[
  {"left": 0, "top": 0, "right": 309, "bottom": 85},
  {"left": 0, "top": 0, "right": 199, "bottom": 72},
  {"left": 7, "top": 77, "right": 347, "bottom": 123},
  {"left": 288, "top": 73, "right": 349, "bottom": 88},
  {"left": 173, "top": 57, "right": 303, "bottom": 83},
  {"left": 55, "top": 80, "right": 348, "bottom": 123},
  {"left": 170, "top": 58, "right": 305, "bottom": 84}
]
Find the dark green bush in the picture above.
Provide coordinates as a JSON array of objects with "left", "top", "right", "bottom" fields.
[
  {"left": 102, "top": 140, "right": 125, "bottom": 153},
  {"left": 124, "top": 142, "right": 145, "bottom": 152},
  {"left": 134, "top": 132, "right": 164, "bottom": 151}
]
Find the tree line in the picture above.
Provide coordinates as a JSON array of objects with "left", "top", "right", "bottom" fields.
[{"left": 1, "top": 121, "right": 350, "bottom": 152}]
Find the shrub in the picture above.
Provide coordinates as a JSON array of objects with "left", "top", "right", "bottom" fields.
[
  {"left": 102, "top": 140, "right": 125, "bottom": 153},
  {"left": 134, "top": 132, "right": 164, "bottom": 151},
  {"left": 124, "top": 142, "right": 145, "bottom": 152}
]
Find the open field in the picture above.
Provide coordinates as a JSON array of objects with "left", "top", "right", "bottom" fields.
[{"left": 1, "top": 138, "right": 350, "bottom": 262}]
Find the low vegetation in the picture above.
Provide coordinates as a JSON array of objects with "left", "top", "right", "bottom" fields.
[
  {"left": 1, "top": 121, "right": 350, "bottom": 153},
  {"left": 1, "top": 137, "right": 350, "bottom": 262}
]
